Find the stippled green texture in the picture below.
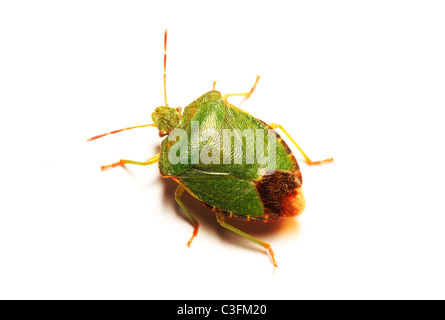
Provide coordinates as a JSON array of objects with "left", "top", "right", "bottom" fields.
[
  {"left": 179, "top": 173, "right": 264, "bottom": 216},
  {"left": 158, "top": 91, "right": 297, "bottom": 216},
  {"left": 152, "top": 106, "right": 182, "bottom": 134}
]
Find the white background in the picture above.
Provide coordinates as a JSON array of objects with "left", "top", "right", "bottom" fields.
[{"left": 1, "top": 1, "right": 444, "bottom": 299}]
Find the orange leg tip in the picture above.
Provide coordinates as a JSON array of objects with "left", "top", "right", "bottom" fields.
[
  {"left": 306, "top": 157, "right": 334, "bottom": 166},
  {"left": 100, "top": 160, "right": 124, "bottom": 171},
  {"left": 186, "top": 236, "right": 194, "bottom": 248},
  {"left": 186, "top": 226, "right": 199, "bottom": 247},
  {"left": 100, "top": 165, "right": 113, "bottom": 171},
  {"left": 267, "top": 247, "right": 278, "bottom": 268}
]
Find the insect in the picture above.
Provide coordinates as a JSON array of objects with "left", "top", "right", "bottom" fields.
[{"left": 88, "top": 30, "right": 333, "bottom": 267}]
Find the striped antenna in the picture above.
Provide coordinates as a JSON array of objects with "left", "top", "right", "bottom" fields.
[
  {"left": 87, "top": 124, "right": 156, "bottom": 142},
  {"left": 87, "top": 31, "right": 169, "bottom": 142},
  {"left": 164, "top": 29, "right": 168, "bottom": 107}
]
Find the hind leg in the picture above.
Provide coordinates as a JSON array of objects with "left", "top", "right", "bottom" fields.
[
  {"left": 268, "top": 123, "right": 333, "bottom": 165},
  {"left": 216, "top": 213, "right": 277, "bottom": 267}
]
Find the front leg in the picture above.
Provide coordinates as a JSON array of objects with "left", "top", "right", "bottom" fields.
[{"left": 100, "top": 154, "right": 160, "bottom": 171}]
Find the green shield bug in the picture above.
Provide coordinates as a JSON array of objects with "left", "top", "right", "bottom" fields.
[{"left": 88, "top": 30, "right": 333, "bottom": 267}]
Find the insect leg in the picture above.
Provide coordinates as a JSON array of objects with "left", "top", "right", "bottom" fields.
[
  {"left": 223, "top": 75, "right": 260, "bottom": 104},
  {"left": 215, "top": 213, "right": 278, "bottom": 267},
  {"left": 100, "top": 154, "right": 160, "bottom": 171},
  {"left": 175, "top": 185, "right": 200, "bottom": 247},
  {"left": 268, "top": 123, "right": 334, "bottom": 166}
]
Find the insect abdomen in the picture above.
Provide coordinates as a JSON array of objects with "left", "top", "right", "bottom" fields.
[{"left": 254, "top": 170, "right": 305, "bottom": 217}]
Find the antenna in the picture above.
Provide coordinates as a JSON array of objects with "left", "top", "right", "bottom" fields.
[
  {"left": 164, "top": 29, "right": 168, "bottom": 107},
  {"left": 87, "top": 124, "right": 156, "bottom": 142},
  {"left": 87, "top": 31, "right": 169, "bottom": 142}
]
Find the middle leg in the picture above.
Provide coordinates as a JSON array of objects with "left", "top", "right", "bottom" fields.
[{"left": 175, "top": 185, "right": 200, "bottom": 247}]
